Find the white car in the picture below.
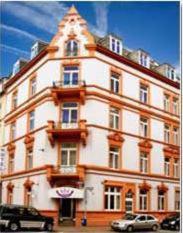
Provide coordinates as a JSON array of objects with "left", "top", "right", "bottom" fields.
[{"left": 111, "top": 214, "right": 159, "bottom": 232}]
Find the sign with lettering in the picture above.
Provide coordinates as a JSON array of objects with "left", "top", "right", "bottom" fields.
[{"left": 48, "top": 187, "right": 84, "bottom": 199}]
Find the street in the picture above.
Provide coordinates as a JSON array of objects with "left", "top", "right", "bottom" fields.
[{"left": 54, "top": 226, "right": 179, "bottom": 233}]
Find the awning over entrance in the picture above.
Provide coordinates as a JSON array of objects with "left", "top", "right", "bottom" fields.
[{"left": 48, "top": 187, "right": 84, "bottom": 199}]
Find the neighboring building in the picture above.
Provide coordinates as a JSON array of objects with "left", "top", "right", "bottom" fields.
[
  {"left": 0, "top": 6, "right": 180, "bottom": 227},
  {"left": 0, "top": 76, "right": 9, "bottom": 202}
]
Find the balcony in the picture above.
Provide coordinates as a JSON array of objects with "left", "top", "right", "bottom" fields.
[
  {"left": 51, "top": 80, "right": 86, "bottom": 105},
  {"left": 46, "top": 164, "right": 85, "bottom": 186},
  {"left": 46, "top": 120, "right": 88, "bottom": 147}
]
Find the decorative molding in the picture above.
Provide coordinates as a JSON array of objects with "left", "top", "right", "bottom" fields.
[
  {"left": 24, "top": 135, "right": 35, "bottom": 149},
  {"left": 107, "top": 132, "right": 125, "bottom": 146},
  {"left": 157, "top": 182, "right": 169, "bottom": 192},
  {"left": 138, "top": 139, "right": 153, "bottom": 152},
  {"left": 139, "top": 180, "right": 152, "bottom": 191}
]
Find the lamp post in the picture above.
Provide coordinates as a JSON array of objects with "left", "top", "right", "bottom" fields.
[{"left": 82, "top": 186, "right": 94, "bottom": 226}]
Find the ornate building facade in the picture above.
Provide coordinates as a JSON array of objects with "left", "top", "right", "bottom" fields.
[{"left": 0, "top": 6, "right": 180, "bottom": 226}]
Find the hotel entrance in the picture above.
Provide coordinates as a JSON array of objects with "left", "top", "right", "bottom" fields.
[
  {"left": 59, "top": 198, "right": 76, "bottom": 222},
  {"left": 48, "top": 187, "right": 84, "bottom": 225}
]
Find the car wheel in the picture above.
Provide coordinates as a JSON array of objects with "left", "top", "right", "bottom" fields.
[
  {"left": 152, "top": 224, "right": 158, "bottom": 231},
  {"left": 175, "top": 224, "right": 180, "bottom": 231},
  {"left": 45, "top": 223, "right": 53, "bottom": 232},
  {"left": 127, "top": 225, "right": 134, "bottom": 232},
  {"left": 8, "top": 222, "right": 19, "bottom": 232}
]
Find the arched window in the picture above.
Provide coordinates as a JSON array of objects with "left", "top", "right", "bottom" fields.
[
  {"left": 125, "top": 190, "right": 133, "bottom": 213},
  {"left": 66, "top": 40, "right": 78, "bottom": 57}
]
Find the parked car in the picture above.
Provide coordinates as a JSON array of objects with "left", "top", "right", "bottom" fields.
[
  {"left": 161, "top": 213, "right": 180, "bottom": 231},
  {"left": 111, "top": 214, "right": 159, "bottom": 232},
  {"left": 0, "top": 204, "right": 54, "bottom": 232}
]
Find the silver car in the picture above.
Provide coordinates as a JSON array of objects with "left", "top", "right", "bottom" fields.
[{"left": 111, "top": 214, "right": 159, "bottom": 232}]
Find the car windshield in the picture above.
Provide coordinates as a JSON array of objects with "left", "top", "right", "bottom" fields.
[{"left": 124, "top": 214, "right": 137, "bottom": 220}]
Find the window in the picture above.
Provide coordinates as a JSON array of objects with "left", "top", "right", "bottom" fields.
[
  {"left": 66, "top": 40, "right": 78, "bottom": 56},
  {"left": 26, "top": 149, "right": 33, "bottom": 170},
  {"left": 139, "top": 190, "right": 147, "bottom": 210},
  {"left": 110, "top": 107, "right": 120, "bottom": 129},
  {"left": 28, "top": 110, "right": 35, "bottom": 131},
  {"left": 61, "top": 143, "right": 77, "bottom": 167},
  {"left": 62, "top": 103, "right": 78, "bottom": 128},
  {"left": 125, "top": 191, "right": 133, "bottom": 213},
  {"left": 158, "top": 191, "right": 165, "bottom": 210},
  {"left": 109, "top": 147, "right": 120, "bottom": 169},
  {"left": 172, "top": 97, "right": 179, "bottom": 115},
  {"left": 136, "top": 215, "right": 146, "bottom": 221},
  {"left": 140, "top": 152, "right": 148, "bottom": 173},
  {"left": 167, "top": 67, "right": 175, "bottom": 81},
  {"left": 105, "top": 186, "right": 121, "bottom": 211},
  {"left": 7, "top": 189, "right": 13, "bottom": 204},
  {"left": 164, "top": 157, "right": 170, "bottom": 176},
  {"left": 110, "top": 74, "right": 119, "bottom": 93},
  {"left": 25, "top": 187, "right": 32, "bottom": 206},
  {"left": 31, "top": 43, "right": 38, "bottom": 59},
  {"left": 110, "top": 36, "right": 122, "bottom": 54},
  {"left": 63, "top": 66, "right": 79, "bottom": 87},
  {"left": 140, "top": 84, "right": 148, "bottom": 103},
  {"left": 30, "top": 77, "right": 36, "bottom": 96},
  {"left": 172, "top": 127, "right": 179, "bottom": 145},
  {"left": 12, "top": 61, "right": 19, "bottom": 76},
  {"left": 164, "top": 94, "right": 170, "bottom": 112},
  {"left": 10, "top": 122, "right": 16, "bottom": 141},
  {"left": 173, "top": 159, "right": 179, "bottom": 178},
  {"left": 12, "top": 91, "right": 18, "bottom": 109},
  {"left": 140, "top": 117, "right": 148, "bottom": 137},
  {"left": 139, "top": 52, "right": 148, "bottom": 67},
  {"left": 164, "top": 124, "right": 170, "bottom": 143},
  {"left": 9, "top": 154, "right": 14, "bottom": 174},
  {"left": 175, "top": 190, "right": 180, "bottom": 210}
]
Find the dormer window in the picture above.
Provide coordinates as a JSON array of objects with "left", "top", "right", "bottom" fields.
[
  {"left": 109, "top": 36, "right": 122, "bottom": 55},
  {"left": 12, "top": 61, "right": 19, "bottom": 76},
  {"left": 66, "top": 40, "right": 78, "bottom": 57},
  {"left": 167, "top": 66, "right": 175, "bottom": 81},
  {"left": 31, "top": 43, "right": 38, "bottom": 59},
  {"left": 139, "top": 52, "right": 149, "bottom": 68}
]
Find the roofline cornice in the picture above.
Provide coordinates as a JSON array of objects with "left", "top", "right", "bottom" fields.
[{"left": 96, "top": 45, "right": 180, "bottom": 90}]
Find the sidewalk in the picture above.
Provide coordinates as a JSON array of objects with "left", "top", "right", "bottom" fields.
[{"left": 55, "top": 226, "right": 111, "bottom": 233}]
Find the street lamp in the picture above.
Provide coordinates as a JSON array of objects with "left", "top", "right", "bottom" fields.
[{"left": 82, "top": 186, "right": 94, "bottom": 226}]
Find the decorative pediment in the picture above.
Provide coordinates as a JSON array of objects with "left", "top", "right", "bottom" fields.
[
  {"left": 7, "top": 181, "right": 14, "bottom": 191},
  {"left": 24, "top": 135, "right": 34, "bottom": 149},
  {"left": 107, "top": 132, "right": 124, "bottom": 146},
  {"left": 7, "top": 143, "right": 16, "bottom": 154},
  {"left": 24, "top": 178, "right": 34, "bottom": 189},
  {"left": 163, "top": 146, "right": 179, "bottom": 158},
  {"left": 138, "top": 139, "right": 152, "bottom": 152},
  {"left": 157, "top": 182, "right": 168, "bottom": 193},
  {"left": 139, "top": 180, "right": 151, "bottom": 191}
]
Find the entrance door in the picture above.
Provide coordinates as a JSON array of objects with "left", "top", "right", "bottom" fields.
[{"left": 59, "top": 199, "right": 76, "bottom": 220}]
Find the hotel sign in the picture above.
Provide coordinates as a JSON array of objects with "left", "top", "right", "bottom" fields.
[{"left": 48, "top": 187, "right": 84, "bottom": 199}]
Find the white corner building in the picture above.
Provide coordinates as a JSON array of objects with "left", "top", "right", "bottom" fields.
[{"left": 0, "top": 6, "right": 180, "bottom": 227}]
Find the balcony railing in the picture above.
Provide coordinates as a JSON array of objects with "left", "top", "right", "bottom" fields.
[
  {"left": 59, "top": 165, "right": 77, "bottom": 174},
  {"left": 53, "top": 121, "right": 80, "bottom": 129},
  {"left": 52, "top": 80, "right": 86, "bottom": 88}
]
